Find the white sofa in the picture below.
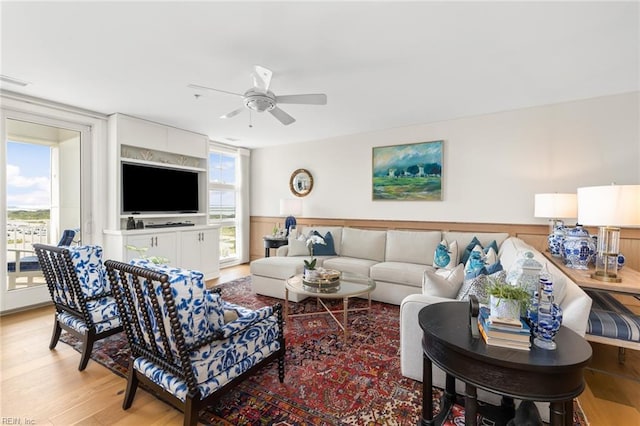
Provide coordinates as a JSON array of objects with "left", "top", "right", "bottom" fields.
[
  {"left": 251, "top": 226, "right": 455, "bottom": 303},
  {"left": 400, "top": 235, "right": 593, "bottom": 422}
]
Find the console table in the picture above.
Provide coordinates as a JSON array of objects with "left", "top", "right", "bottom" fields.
[
  {"left": 263, "top": 236, "right": 288, "bottom": 257},
  {"left": 542, "top": 251, "right": 640, "bottom": 357},
  {"left": 542, "top": 251, "right": 640, "bottom": 295},
  {"left": 419, "top": 301, "right": 592, "bottom": 426}
]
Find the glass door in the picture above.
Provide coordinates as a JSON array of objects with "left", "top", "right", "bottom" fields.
[{"left": 2, "top": 113, "right": 84, "bottom": 311}]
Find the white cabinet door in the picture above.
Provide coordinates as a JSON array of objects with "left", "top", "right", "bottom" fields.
[
  {"left": 118, "top": 115, "right": 168, "bottom": 151},
  {"left": 167, "top": 127, "right": 208, "bottom": 158},
  {"left": 180, "top": 229, "right": 219, "bottom": 279},
  {"left": 124, "top": 232, "right": 177, "bottom": 263},
  {"left": 199, "top": 228, "right": 220, "bottom": 279}
]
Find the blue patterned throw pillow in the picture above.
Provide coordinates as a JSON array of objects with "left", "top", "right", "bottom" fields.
[
  {"left": 312, "top": 231, "right": 337, "bottom": 256},
  {"left": 460, "top": 237, "right": 482, "bottom": 265}
]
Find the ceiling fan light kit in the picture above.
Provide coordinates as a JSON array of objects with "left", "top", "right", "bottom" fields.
[
  {"left": 190, "top": 65, "right": 327, "bottom": 126},
  {"left": 243, "top": 90, "right": 276, "bottom": 112}
]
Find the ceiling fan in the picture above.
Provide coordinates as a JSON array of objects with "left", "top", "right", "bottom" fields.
[{"left": 188, "top": 65, "right": 327, "bottom": 126}]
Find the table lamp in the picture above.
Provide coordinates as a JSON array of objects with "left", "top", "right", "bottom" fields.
[
  {"left": 577, "top": 184, "right": 640, "bottom": 282},
  {"left": 279, "top": 198, "right": 303, "bottom": 236},
  {"left": 534, "top": 193, "right": 577, "bottom": 256}
]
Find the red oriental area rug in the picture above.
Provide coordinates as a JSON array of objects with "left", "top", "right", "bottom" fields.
[{"left": 60, "top": 276, "right": 588, "bottom": 426}]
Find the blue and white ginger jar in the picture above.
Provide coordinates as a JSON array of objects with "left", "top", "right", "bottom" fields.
[
  {"left": 562, "top": 225, "right": 596, "bottom": 270},
  {"left": 548, "top": 222, "right": 567, "bottom": 257}
]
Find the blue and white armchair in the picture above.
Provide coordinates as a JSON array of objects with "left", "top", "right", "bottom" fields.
[
  {"left": 105, "top": 258, "right": 285, "bottom": 426},
  {"left": 33, "top": 244, "right": 122, "bottom": 371}
]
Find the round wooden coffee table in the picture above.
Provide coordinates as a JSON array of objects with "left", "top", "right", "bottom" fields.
[
  {"left": 419, "top": 301, "right": 592, "bottom": 426},
  {"left": 284, "top": 271, "right": 375, "bottom": 340}
]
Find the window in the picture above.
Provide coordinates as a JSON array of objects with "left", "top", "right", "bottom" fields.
[{"left": 208, "top": 148, "right": 239, "bottom": 264}]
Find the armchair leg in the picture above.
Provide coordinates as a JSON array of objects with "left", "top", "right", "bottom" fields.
[
  {"left": 78, "top": 331, "right": 95, "bottom": 371},
  {"left": 123, "top": 358, "right": 139, "bottom": 410},
  {"left": 278, "top": 352, "right": 285, "bottom": 383},
  {"left": 49, "top": 320, "right": 62, "bottom": 350},
  {"left": 183, "top": 397, "right": 197, "bottom": 426}
]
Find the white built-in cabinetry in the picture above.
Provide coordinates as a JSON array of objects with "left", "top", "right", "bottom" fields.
[
  {"left": 103, "top": 113, "right": 220, "bottom": 280},
  {"left": 103, "top": 226, "right": 220, "bottom": 280},
  {"left": 115, "top": 114, "right": 207, "bottom": 158}
]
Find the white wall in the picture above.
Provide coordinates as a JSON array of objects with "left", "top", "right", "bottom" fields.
[{"left": 251, "top": 92, "right": 640, "bottom": 225}]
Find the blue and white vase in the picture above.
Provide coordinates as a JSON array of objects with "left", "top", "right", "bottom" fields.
[
  {"left": 596, "top": 252, "right": 626, "bottom": 271},
  {"left": 548, "top": 222, "right": 566, "bottom": 257},
  {"left": 562, "top": 225, "right": 596, "bottom": 270},
  {"left": 618, "top": 253, "right": 626, "bottom": 270},
  {"left": 533, "top": 275, "right": 563, "bottom": 350}
]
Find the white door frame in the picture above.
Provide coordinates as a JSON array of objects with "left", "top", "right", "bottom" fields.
[{"left": 1, "top": 96, "right": 105, "bottom": 313}]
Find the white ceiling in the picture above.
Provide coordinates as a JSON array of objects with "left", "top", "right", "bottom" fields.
[{"left": 1, "top": 1, "right": 638, "bottom": 149}]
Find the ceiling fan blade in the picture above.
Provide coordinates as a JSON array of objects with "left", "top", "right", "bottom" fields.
[
  {"left": 220, "top": 107, "right": 245, "bottom": 119},
  {"left": 276, "top": 93, "right": 327, "bottom": 105},
  {"left": 269, "top": 106, "right": 296, "bottom": 125},
  {"left": 252, "top": 65, "right": 273, "bottom": 92},
  {"left": 188, "top": 83, "right": 243, "bottom": 97}
]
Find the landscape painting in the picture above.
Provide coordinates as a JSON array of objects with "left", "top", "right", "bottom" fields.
[{"left": 372, "top": 140, "right": 443, "bottom": 201}]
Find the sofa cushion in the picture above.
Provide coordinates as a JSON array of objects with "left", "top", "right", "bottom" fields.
[
  {"left": 464, "top": 245, "right": 485, "bottom": 276},
  {"left": 301, "top": 226, "right": 344, "bottom": 255},
  {"left": 460, "top": 237, "right": 482, "bottom": 266},
  {"left": 370, "top": 262, "right": 435, "bottom": 288},
  {"left": 287, "top": 235, "right": 309, "bottom": 257},
  {"left": 340, "top": 228, "right": 386, "bottom": 262},
  {"left": 422, "top": 264, "right": 464, "bottom": 298},
  {"left": 456, "top": 270, "right": 507, "bottom": 304},
  {"left": 486, "top": 259, "right": 503, "bottom": 275},
  {"left": 433, "top": 239, "right": 459, "bottom": 269},
  {"left": 443, "top": 232, "right": 510, "bottom": 263},
  {"left": 385, "top": 230, "right": 441, "bottom": 265},
  {"left": 322, "top": 256, "right": 379, "bottom": 277},
  {"left": 312, "top": 230, "right": 337, "bottom": 256}
]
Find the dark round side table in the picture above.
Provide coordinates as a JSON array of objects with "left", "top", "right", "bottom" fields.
[
  {"left": 419, "top": 301, "right": 592, "bottom": 426},
  {"left": 263, "top": 236, "right": 288, "bottom": 257}
]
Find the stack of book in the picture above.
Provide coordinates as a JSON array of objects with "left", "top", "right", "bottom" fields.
[{"left": 478, "top": 307, "right": 532, "bottom": 351}]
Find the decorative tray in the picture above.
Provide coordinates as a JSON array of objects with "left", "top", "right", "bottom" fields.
[{"left": 302, "top": 269, "right": 341, "bottom": 288}]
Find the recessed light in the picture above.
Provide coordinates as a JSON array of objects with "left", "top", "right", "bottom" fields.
[{"left": 0, "top": 74, "right": 30, "bottom": 87}]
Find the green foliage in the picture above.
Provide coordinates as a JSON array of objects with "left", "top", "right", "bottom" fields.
[
  {"left": 7, "top": 209, "right": 50, "bottom": 220},
  {"left": 304, "top": 258, "right": 317, "bottom": 270},
  {"left": 487, "top": 276, "right": 530, "bottom": 306}
]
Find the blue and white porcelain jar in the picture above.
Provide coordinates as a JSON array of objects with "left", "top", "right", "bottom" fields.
[
  {"left": 562, "top": 225, "right": 596, "bottom": 270},
  {"left": 548, "top": 222, "right": 567, "bottom": 257}
]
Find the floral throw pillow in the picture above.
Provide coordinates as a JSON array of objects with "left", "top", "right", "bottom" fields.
[
  {"left": 433, "top": 239, "right": 458, "bottom": 269},
  {"left": 456, "top": 270, "right": 507, "bottom": 305}
]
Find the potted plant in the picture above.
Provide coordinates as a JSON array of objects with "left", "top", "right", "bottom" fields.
[
  {"left": 486, "top": 275, "right": 531, "bottom": 320},
  {"left": 303, "top": 233, "right": 326, "bottom": 281}
]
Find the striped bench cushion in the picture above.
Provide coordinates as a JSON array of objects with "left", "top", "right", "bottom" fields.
[{"left": 586, "top": 290, "right": 640, "bottom": 343}]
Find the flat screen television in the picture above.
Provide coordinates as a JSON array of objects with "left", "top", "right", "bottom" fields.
[{"left": 121, "top": 162, "right": 199, "bottom": 214}]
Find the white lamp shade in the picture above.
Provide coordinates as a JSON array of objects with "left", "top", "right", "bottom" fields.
[
  {"left": 577, "top": 185, "right": 640, "bottom": 226},
  {"left": 534, "top": 193, "right": 577, "bottom": 219},
  {"left": 279, "top": 198, "right": 303, "bottom": 216}
]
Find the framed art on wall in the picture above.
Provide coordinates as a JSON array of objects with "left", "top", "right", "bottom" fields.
[{"left": 372, "top": 140, "right": 443, "bottom": 201}]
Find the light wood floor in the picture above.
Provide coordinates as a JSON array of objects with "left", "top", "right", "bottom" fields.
[{"left": 1, "top": 264, "right": 638, "bottom": 425}]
